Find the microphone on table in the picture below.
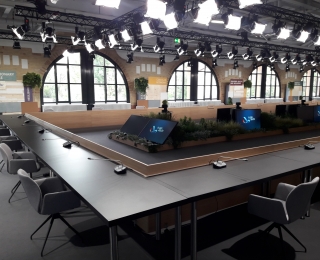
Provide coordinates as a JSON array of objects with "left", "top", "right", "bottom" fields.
[
  {"left": 42, "top": 138, "right": 62, "bottom": 141},
  {"left": 63, "top": 141, "right": 80, "bottom": 148},
  {"left": 17, "top": 114, "right": 25, "bottom": 118},
  {"left": 210, "top": 156, "right": 248, "bottom": 169},
  {"left": 299, "top": 141, "right": 318, "bottom": 150},
  {"left": 88, "top": 157, "right": 127, "bottom": 174},
  {"left": 38, "top": 128, "right": 52, "bottom": 134}
]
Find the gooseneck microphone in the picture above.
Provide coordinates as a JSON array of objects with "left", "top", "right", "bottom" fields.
[
  {"left": 300, "top": 141, "right": 318, "bottom": 150},
  {"left": 63, "top": 141, "right": 80, "bottom": 148},
  {"left": 88, "top": 157, "right": 127, "bottom": 174},
  {"left": 38, "top": 128, "right": 52, "bottom": 134},
  {"left": 210, "top": 156, "right": 248, "bottom": 169}
]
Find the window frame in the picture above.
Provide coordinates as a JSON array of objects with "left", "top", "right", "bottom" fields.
[{"left": 301, "top": 69, "right": 320, "bottom": 101}]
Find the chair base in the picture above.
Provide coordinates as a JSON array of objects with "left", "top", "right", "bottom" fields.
[
  {"left": 30, "top": 213, "right": 82, "bottom": 257},
  {"left": 263, "top": 222, "right": 307, "bottom": 253},
  {"left": 8, "top": 181, "right": 21, "bottom": 203}
]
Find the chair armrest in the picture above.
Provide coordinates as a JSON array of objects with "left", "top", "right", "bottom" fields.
[
  {"left": 13, "top": 152, "right": 37, "bottom": 160},
  {"left": 9, "top": 159, "right": 38, "bottom": 174},
  {"left": 36, "top": 177, "right": 65, "bottom": 195},
  {"left": 248, "top": 194, "right": 288, "bottom": 224},
  {"left": 274, "top": 183, "right": 296, "bottom": 201},
  {"left": 41, "top": 190, "right": 81, "bottom": 215}
]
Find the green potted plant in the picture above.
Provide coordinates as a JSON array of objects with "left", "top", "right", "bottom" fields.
[
  {"left": 288, "top": 81, "right": 295, "bottom": 90},
  {"left": 227, "top": 97, "right": 233, "bottom": 105},
  {"left": 23, "top": 72, "right": 42, "bottom": 88},
  {"left": 134, "top": 77, "right": 148, "bottom": 99},
  {"left": 243, "top": 79, "right": 252, "bottom": 88},
  {"left": 162, "top": 99, "right": 168, "bottom": 112}
]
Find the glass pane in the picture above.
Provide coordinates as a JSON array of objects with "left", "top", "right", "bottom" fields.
[
  {"left": 176, "top": 86, "right": 183, "bottom": 99},
  {"left": 205, "top": 65, "right": 211, "bottom": 72},
  {"left": 56, "top": 66, "right": 68, "bottom": 83},
  {"left": 184, "top": 63, "right": 191, "bottom": 71},
  {"left": 43, "top": 84, "right": 56, "bottom": 102},
  {"left": 177, "top": 64, "right": 183, "bottom": 71},
  {"left": 117, "top": 70, "right": 125, "bottom": 84},
  {"left": 197, "top": 86, "right": 204, "bottom": 100},
  {"left": 205, "top": 86, "right": 210, "bottom": 98},
  {"left": 106, "top": 68, "right": 115, "bottom": 84},
  {"left": 198, "top": 72, "right": 204, "bottom": 85},
  {"left": 57, "top": 84, "right": 68, "bottom": 101},
  {"left": 117, "top": 85, "right": 127, "bottom": 101},
  {"left": 198, "top": 62, "right": 205, "bottom": 72},
  {"left": 205, "top": 72, "right": 211, "bottom": 85},
  {"left": 45, "top": 67, "right": 55, "bottom": 83},
  {"left": 69, "top": 66, "right": 81, "bottom": 83},
  {"left": 265, "top": 87, "right": 270, "bottom": 98},
  {"left": 94, "top": 55, "right": 104, "bottom": 66},
  {"left": 184, "top": 71, "right": 190, "bottom": 85},
  {"left": 94, "top": 85, "right": 105, "bottom": 101},
  {"left": 105, "top": 58, "right": 113, "bottom": 67},
  {"left": 94, "top": 67, "right": 104, "bottom": 84},
  {"left": 107, "top": 85, "right": 116, "bottom": 100},
  {"left": 169, "top": 74, "right": 176, "bottom": 85},
  {"left": 168, "top": 86, "right": 175, "bottom": 100},
  {"left": 176, "top": 72, "right": 183, "bottom": 85},
  {"left": 184, "top": 86, "right": 190, "bottom": 100},
  {"left": 57, "top": 56, "right": 67, "bottom": 64},
  {"left": 70, "top": 84, "right": 82, "bottom": 102},
  {"left": 68, "top": 53, "right": 80, "bottom": 64}
]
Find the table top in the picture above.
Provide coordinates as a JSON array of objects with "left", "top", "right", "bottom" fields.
[{"left": 1, "top": 114, "right": 319, "bottom": 226}]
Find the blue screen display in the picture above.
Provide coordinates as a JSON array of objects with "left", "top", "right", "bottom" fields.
[
  {"left": 234, "top": 109, "right": 261, "bottom": 130},
  {"left": 139, "top": 119, "right": 178, "bottom": 144},
  {"left": 120, "top": 115, "right": 150, "bottom": 136},
  {"left": 314, "top": 106, "right": 320, "bottom": 122}
]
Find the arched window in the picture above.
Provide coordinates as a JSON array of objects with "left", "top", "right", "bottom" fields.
[
  {"left": 168, "top": 60, "right": 219, "bottom": 101},
  {"left": 302, "top": 69, "right": 320, "bottom": 100},
  {"left": 247, "top": 65, "right": 280, "bottom": 99},
  {"left": 42, "top": 51, "right": 129, "bottom": 105}
]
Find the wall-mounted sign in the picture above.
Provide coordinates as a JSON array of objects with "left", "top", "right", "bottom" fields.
[
  {"left": 294, "top": 81, "right": 303, "bottom": 87},
  {"left": 0, "top": 71, "right": 17, "bottom": 81},
  {"left": 230, "top": 79, "right": 243, "bottom": 86}
]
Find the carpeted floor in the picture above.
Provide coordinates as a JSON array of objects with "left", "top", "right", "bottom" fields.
[{"left": 1, "top": 153, "right": 320, "bottom": 260}]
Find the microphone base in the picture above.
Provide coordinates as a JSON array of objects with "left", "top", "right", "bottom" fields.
[
  {"left": 38, "top": 129, "right": 45, "bottom": 134},
  {"left": 24, "top": 120, "right": 30, "bottom": 124},
  {"left": 114, "top": 165, "right": 127, "bottom": 174},
  {"left": 213, "top": 161, "right": 226, "bottom": 169},
  {"left": 63, "top": 141, "right": 72, "bottom": 148},
  {"left": 305, "top": 144, "right": 315, "bottom": 150}
]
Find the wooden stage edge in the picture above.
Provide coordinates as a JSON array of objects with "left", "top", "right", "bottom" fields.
[{"left": 27, "top": 113, "right": 320, "bottom": 178}]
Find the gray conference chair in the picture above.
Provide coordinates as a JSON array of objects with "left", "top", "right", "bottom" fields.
[
  {"left": 17, "top": 169, "right": 81, "bottom": 257},
  {"left": 248, "top": 177, "right": 319, "bottom": 253},
  {"left": 0, "top": 143, "right": 41, "bottom": 202}
]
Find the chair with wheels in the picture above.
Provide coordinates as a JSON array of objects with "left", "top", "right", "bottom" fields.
[
  {"left": 17, "top": 169, "right": 82, "bottom": 256},
  {"left": 0, "top": 143, "right": 42, "bottom": 202},
  {"left": 248, "top": 177, "right": 319, "bottom": 253}
]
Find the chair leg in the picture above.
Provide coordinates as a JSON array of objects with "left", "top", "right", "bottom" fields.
[
  {"left": 264, "top": 222, "right": 276, "bottom": 234},
  {"left": 0, "top": 161, "right": 5, "bottom": 172},
  {"left": 11, "top": 181, "right": 20, "bottom": 193},
  {"left": 30, "top": 215, "right": 53, "bottom": 240},
  {"left": 281, "top": 224, "right": 307, "bottom": 252},
  {"left": 41, "top": 216, "right": 55, "bottom": 257},
  {"left": 8, "top": 181, "right": 21, "bottom": 203},
  {"left": 57, "top": 214, "right": 83, "bottom": 241},
  {"left": 277, "top": 224, "right": 286, "bottom": 258}
]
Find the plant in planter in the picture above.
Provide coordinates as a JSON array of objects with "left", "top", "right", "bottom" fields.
[
  {"left": 23, "top": 72, "right": 42, "bottom": 88},
  {"left": 288, "top": 81, "right": 295, "bottom": 90},
  {"left": 243, "top": 79, "right": 252, "bottom": 88},
  {"left": 134, "top": 77, "right": 148, "bottom": 99},
  {"left": 162, "top": 99, "right": 168, "bottom": 112},
  {"left": 227, "top": 97, "right": 233, "bottom": 105}
]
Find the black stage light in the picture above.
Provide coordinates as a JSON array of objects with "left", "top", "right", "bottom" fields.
[{"left": 13, "top": 41, "right": 21, "bottom": 49}]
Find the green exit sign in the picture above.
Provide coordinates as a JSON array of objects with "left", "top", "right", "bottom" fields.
[{"left": 174, "top": 38, "right": 180, "bottom": 44}]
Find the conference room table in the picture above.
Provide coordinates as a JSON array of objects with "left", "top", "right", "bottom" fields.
[{"left": 1, "top": 114, "right": 320, "bottom": 260}]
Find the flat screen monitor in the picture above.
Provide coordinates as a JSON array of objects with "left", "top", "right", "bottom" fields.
[
  {"left": 233, "top": 109, "right": 261, "bottom": 130},
  {"left": 314, "top": 105, "right": 320, "bottom": 122},
  {"left": 297, "top": 106, "right": 314, "bottom": 122},
  {"left": 217, "top": 108, "right": 232, "bottom": 122},
  {"left": 120, "top": 115, "right": 150, "bottom": 136},
  {"left": 139, "top": 118, "right": 178, "bottom": 144},
  {"left": 275, "top": 105, "right": 287, "bottom": 117},
  {"left": 287, "top": 104, "right": 299, "bottom": 118}
]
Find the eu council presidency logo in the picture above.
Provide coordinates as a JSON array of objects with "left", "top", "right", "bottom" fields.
[
  {"left": 150, "top": 126, "right": 164, "bottom": 133},
  {"left": 318, "top": 111, "right": 320, "bottom": 116},
  {"left": 242, "top": 116, "right": 256, "bottom": 124}
]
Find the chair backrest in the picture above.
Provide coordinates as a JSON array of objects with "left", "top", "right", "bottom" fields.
[
  {"left": 286, "top": 177, "right": 319, "bottom": 222},
  {"left": 0, "top": 143, "right": 13, "bottom": 163},
  {"left": 17, "top": 169, "right": 42, "bottom": 213}
]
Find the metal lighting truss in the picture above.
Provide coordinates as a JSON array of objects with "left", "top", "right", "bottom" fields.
[{"left": 14, "top": 5, "right": 111, "bottom": 27}]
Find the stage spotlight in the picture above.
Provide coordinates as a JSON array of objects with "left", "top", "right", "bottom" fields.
[
  {"left": 292, "top": 24, "right": 310, "bottom": 43},
  {"left": 212, "top": 59, "right": 218, "bottom": 68},
  {"left": 108, "top": 34, "right": 119, "bottom": 48},
  {"left": 140, "top": 21, "right": 153, "bottom": 35},
  {"left": 302, "top": 55, "right": 314, "bottom": 66},
  {"left": 193, "top": 0, "right": 219, "bottom": 26},
  {"left": 121, "top": 29, "right": 132, "bottom": 42},
  {"left": 43, "top": 45, "right": 51, "bottom": 58},
  {"left": 145, "top": 0, "right": 167, "bottom": 20},
  {"left": 154, "top": 37, "right": 165, "bottom": 53},
  {"left": 286, "top": 64, "right": 290, "bottom": 72},
  {"left": 256, "top": 50, "right": 266, "bottom": 61},
  {"left": 313, "top": 35, "right": 320, "bottom": 46},
  {"left": 173, "top": 54, "right": 180, "bottom": 61},
  {"left": 95, "top": 0, "right": 121, "bottom": 9},
  {"left": 211, "top": 44, "right": 222, "bottom": 58},
  {"left": 95, "top": 38, "right": 106, "bottom": 50},
  {"left": 177, "top": 40, "right": 188, "bottom": 55},
  {"left": 194, "top": 42, "right": 206, "bottom": 57},
  {"left": 126, "top": 52, "right": 134, "bottom": 63},
  {"left": 311, "top": 57, "right": 320, "bottom": 66},
  {"left": 291, "top": 54, "right": 301, "bottom": 65},
  {"left": 242, "top": 48, "right": 253, "bottom": 60},
  {"left": 85, "top": 43, "right": 95, "bottom": 53},
  {"left": 40, "top": 22, "right": 57, "bottom": 43},
  {"left": 71, "top": 27, "right": 86, "bottom": 46},
  {"left": 299, "top": 65, "right": 304, "bottom": 73},
  {"left": 269, "top": 52, "right": 279, "bottom": 63},
  {"left": 272, "top": 20, "right": 291, "bottom": 40},
  {"left": 227, "top": 46, "right": 238, "bottom": 59},
  {"left": 131, "top": 38, "right": 143, "bottom": 52},
  {"left": 238, "top": 0, "right": 263, "bottom": 9},
  {"left": 187, "top": 58, "right": 193, "bottom": 67},
  {"left": 270, "top": 63, "right": 275, "bottom": 71},
  {"left": 10, "top": 18, "right": 30, "bottom": 40},
  {"left": 233, "top": 60, "right": 239, "bottom": 69},
  {"left": 281, "top": 53, "right": 291, "bottom": 64},
  {"left": 253, "top": 61, "right": 257, "bottom": 69},
  {"left": 159, "top": 55, "right": 165, "bottom": 66},
  {"left": 224, "top": 14, "right": 242, "bottom": 30},
  {"left": 13, "top": 41, "right": 21, "bottom": 49},
  {"left": 251, "top": 21, "right": 266, "bottom": 34},
  {"left": 204, "top": 42, "right": 212, "bottom": 52},
  {"left": 163, "top": 12, "right": 179, "bottom": 30}
]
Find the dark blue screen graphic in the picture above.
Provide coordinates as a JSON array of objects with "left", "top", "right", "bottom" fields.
[
  {"left": 139, "top": 119, "right": 178, "bottom": 144},
  {"left": 234, "top": 109, "right": 261, "bottom": 130},
  {"left": 120, "top": 115, "right": 150, "bottom": 136},
  {"left": 314, "top": 105, "right": 320, "bottom": 122}
]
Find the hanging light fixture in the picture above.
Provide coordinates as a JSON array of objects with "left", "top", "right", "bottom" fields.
[
  {"left": 227, "top": 46, "right": 238, "bottom": 59},
  {"left": 251, "top": 21, "right": 266, "bottom": 34},
  {"left": 281, "top": 53, "right": 291, "bottom": 64},
  {"left": 224, "top": 14, "right": 242, "bottom": 30},
  {"left": 269, "top": 52, "right": 279, "bottom": 63},
  {"left": 154, "top": 37, "right": 165, "bottom": 53},
  {"left": 95, "top": 0, "right": 121, "bottom": 9},
  {"left": 211, "top": 44, "right": 222, "bottom": 58},
  {"left": 40, "top": 22, "right": 57, "bottom": 43},
  {"left": 159, "top": 55, "right": 166, "bottom": 66},
  {"left": 242, "top": 48, "right": 253, "bottom": 60},
  {"left": 177, "top": 40, "right": 188, "bottom": 55},
  {"left": 126, "top": 52, "right": 134, "bottom": 63},
  {"left": 194, "top": 42, "right": 206, "bottom": 57},
  {"left": 43, "top": 44, "right": 51, "bottom": 57},
  {"left": 238, "top": 0, "right": 263, "bottom": 9},
  {"left": 163, "top": 12, "right": 179, "bottom": 30},
  {"left": 193, "top": 0, "right": 219, "bottom": 26},
  {"left": 12, "top": 41, "right": 21, "bottom": 49},
  {"left": 145, "top": 0, "right": 167, "bottom": 20},
  {"left": 131, "top": 38, "right": 143, "bottom": 52}
]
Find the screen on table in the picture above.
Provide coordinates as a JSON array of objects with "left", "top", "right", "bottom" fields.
[
  {"left": 234, "top": 109, "right": 261, "bottom": 130},
  {"left": 120, "top": 115, "right": 150, "bottom": 136},
  {"left": 275, "top": 105, "right": 287, "bottom": 117},
  {"left": 314, "top": 105, "right": 320, "bottom": 122},
  {"left": 139, "top": 118, "right": 178, "bottom": 144},
  {"left": 287, "top": 104, "right": 299, "bottom": 118},
  {"left": 217, "top": 108, "right": 232, "bottom": 122},
  {"left": 297, "top": 106, "right": 314, "bottom": 122}
]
